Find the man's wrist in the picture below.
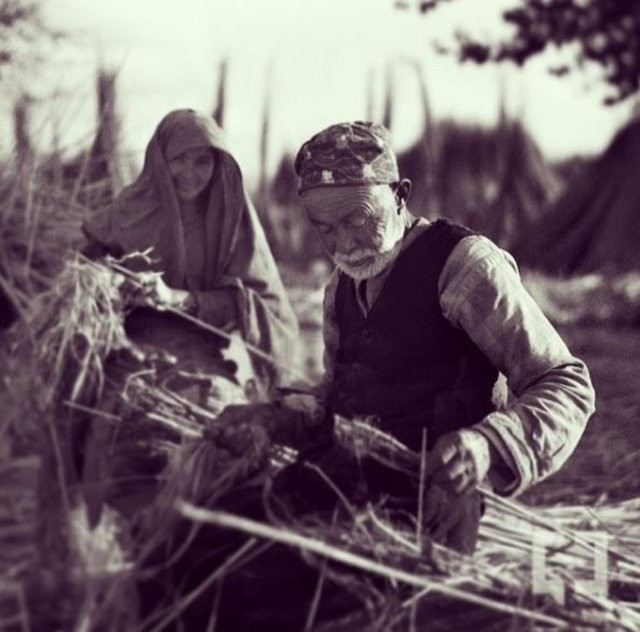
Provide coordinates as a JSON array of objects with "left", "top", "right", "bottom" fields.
[
  {"left": 468, "top": 427, "right": 518, "bottom": 493},
  {"left": 458, "top": 429, "right": 492, "bottom": 483}
]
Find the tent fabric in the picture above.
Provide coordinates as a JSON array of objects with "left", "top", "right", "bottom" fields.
[
  {"left": 396, "top": 119, "right": 559, "bottom": 250},
  {"left": 515, "top": 120, "right": 640, "bottom": 274}
]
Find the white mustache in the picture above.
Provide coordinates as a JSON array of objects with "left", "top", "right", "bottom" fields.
[{"left": 334, "top": 249, "right": 378, "bottom": 265}]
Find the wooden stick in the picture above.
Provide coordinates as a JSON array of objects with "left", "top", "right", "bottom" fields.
[
  {"left": 177, "top": 502, "right": 569, "bottom": 628},
  {"left": 416, "top": 427, "right": 428, "bottom": 548},
  {"left": 106, "top": 258, "right": 309, "bottom": 383}
]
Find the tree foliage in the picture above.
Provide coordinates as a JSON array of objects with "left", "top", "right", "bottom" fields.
[
  {"left": 0, "top": 0, "right": 49, "bottom": 73},
  {"left": 400, "top": 0, "right": 640, "bottom": 105}
]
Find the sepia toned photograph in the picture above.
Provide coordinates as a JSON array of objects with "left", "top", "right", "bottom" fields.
[{"left": 0, "top": 0, "right": 639, "bottom": 629}]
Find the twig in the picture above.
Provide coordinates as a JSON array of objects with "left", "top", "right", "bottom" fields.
[
  {"left": 416, "top": 427, "right": 428, "bottom": 549},
  {"left": 145, "top": 537, "right": 259, "bottom": 632},
  {"left": 62, "top": 401, "right": 120, "bottom": 420},
  {"left": 177, "top": 503, "right": 569, "bottom": 628},
  {"left": 106, "top": 258, "right": 309, "bottom": 383},
  {"left": 304, "top": 556, "right": 328, "bottom": 632}
]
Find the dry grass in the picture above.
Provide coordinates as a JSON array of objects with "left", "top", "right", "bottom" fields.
[
  {"left": 1, "top": 155, "right": 640, "bottom": 629},
  {"left": 0, "top": 167, "right": 90, "bottom": 315},
  {"left": 0, "top": 254, "right": 252, "bottom": 629},
  {"left": 2, "top": 255, "right": 640, "bottom": 630},
  {"left": 177, "top": 425, "right": 640, "bottom": 630}
]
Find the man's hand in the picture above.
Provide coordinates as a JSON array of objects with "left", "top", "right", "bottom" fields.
[
  {"left": 206, "top": 403, "right": 276, "bottom": 437},
  {"left": 208, "top": 400, "right": 324, "bottom": 451},
  {"left": 204, "top": 403, "right": 277, "bottom": 455},
  {"left": 426, "top": 430, "right": 493, "bottom": 495}
]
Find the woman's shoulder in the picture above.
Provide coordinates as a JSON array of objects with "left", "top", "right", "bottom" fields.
[{"left": 81, "top": 204, "right": 124, "bottom": 258}]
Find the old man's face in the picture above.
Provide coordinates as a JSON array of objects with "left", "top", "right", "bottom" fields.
[{"left": 301, "top": 184, "right": 405, "bottom": 280}]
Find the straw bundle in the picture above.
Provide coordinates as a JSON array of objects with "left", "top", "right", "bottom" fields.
[
  {"left": 28, "top": 255, "right": 131, "bottom": 405},
  {"left": 0, "top": 456, "right": 38, "bottom": 631},
  {"left": 1, "top": 253, "right": 257, "bottom": 629},
  {"left": 0, "top": 168, "right": 89, "bottom": 317},
  {"left": 4, "top": 253, "right": 640, "bottom": 630},
  {"left": 174, "top": 415, "right": 640, "bottom": 631}
]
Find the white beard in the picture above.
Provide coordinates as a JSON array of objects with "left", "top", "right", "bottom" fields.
[{"left": 334, "top": 216, "right": 406, "bottom": 280}]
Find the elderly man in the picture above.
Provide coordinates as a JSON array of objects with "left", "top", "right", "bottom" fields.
[{"left": 218, "top": 121, "right": 595, "bottom": 554}]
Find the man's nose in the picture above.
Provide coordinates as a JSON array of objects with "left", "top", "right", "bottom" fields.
[{"left": 335, "top": 226, "right": 356, "bottom": 254}]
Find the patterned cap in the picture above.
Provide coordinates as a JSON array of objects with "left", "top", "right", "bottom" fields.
[{"left": 294, "top": 121, "right": 399, "bottom": 192}]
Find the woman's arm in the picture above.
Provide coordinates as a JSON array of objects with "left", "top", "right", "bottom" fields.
[{"left": 215, "top": 201, "right": 298, "bottom": 384}]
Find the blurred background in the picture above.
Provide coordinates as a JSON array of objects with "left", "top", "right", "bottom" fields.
[
  {"left": 1, "top": 7, "right": 640, "bottom": 627},
  {"left": 2, "top": 0, "right": 640, "bottom": 477}
]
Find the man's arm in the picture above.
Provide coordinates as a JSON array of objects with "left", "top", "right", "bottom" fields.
[{"left": 437, "top": 235, "right": 595, "bottom": 496}]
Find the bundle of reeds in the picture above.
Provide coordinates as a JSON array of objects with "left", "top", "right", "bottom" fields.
[
  {"left": 0, "top": 456, "right": 38, "bottom": 631},
  {"left": 6, "top": 253, "right": 640, "bottom": 630},
  {"left": 174, "top": 415, "right": 640, "bottom": 631},
  {"left": 1, "top": 253, "right": 259, "bottom": 629},
  {"left": 0, "top": 166, "right": 89, "bottom": 318}
]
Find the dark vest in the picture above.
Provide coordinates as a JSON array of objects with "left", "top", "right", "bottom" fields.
[{"left": 327, "top": 219, "right": 499, "bottom": 451}]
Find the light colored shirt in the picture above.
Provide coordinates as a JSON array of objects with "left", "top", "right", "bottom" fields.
[{"left": 317, "top": 219, "right": 595, "bottom": 497}]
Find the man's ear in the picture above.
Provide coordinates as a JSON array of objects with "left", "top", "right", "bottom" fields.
[{"left": 395, "top": 178, "right": 412, "bottom": 206}]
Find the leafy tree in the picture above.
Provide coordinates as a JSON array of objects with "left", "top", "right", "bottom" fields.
[
  {"left": 0, "top": 0, "right": 54, "bottom": 78},
  {"left": 399, "top": 0, "right": 640, "bottom": 105}
]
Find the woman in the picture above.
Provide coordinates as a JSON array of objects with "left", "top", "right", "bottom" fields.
[
  {"left": 80, "top": 109, "right": 297, "bottom": 521},
  {"left": 83, "top": 108, "right": 297, "bottom": 389}
]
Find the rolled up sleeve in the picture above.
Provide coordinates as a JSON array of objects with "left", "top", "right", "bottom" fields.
[{"left": 440, "top": 236, "right": 596, "bottom": 496}]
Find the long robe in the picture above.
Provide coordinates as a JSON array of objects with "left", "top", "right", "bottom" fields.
[
  {"left": 82, "top": 109, "right": 297, "bottom": 386},
  {"left": 79, "top": 110, "right": 298, "bottom": 522}
]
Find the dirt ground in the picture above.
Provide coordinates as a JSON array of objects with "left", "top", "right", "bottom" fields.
[{"left": 522, "top": 324, "right": 640, "bottom": 505}]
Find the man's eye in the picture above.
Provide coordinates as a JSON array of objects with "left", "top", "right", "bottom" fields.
[
  {"left": 348, "top": 216, "right": 367, "bottom": 228},
  {"left": 316, "top": 224, "right": 333, "bottom": 235}
]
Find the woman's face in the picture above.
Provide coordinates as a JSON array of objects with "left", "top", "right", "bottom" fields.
[{"left": 167, "top": 146, "right": 215, "bottom": 202}]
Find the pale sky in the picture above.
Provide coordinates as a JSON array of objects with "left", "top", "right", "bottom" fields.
[{"left": 2, "top": 0, "right": 634, "bottom": 186}]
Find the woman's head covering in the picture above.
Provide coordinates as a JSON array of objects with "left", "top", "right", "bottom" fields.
[{"left": 83, "top": 109, "right": 247, "bottom": 289}]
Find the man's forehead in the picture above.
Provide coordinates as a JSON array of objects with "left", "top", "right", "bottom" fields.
[{"left": 301, "top": 184, "right": 390, "bottom": 214}]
